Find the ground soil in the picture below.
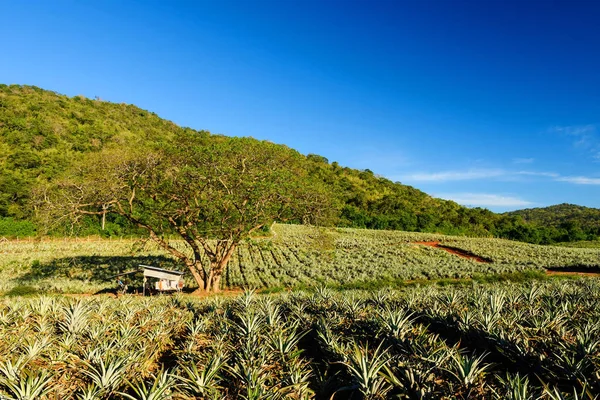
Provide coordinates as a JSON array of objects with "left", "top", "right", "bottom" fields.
[
  {"left": 65, "top": 288, "right": 246, "bottom": 298},
  {"left": 189, "top": 288, "right": 245, "bottom": 298},
  {"left": 414, "top": 241, "right": 492, "bottom": 263},
  {"left": 64, "top": 293, "right": 96, "bottom": 298},
  {"left": 545, "top": 270, "right": 600, "bottom": 277}
]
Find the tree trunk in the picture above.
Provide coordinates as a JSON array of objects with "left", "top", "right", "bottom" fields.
[
  {"left": 206, "top": 267, "right": 216, "bottom": 293},
  {"left": 211, "top": 274, "right": 222, "bottom": 292},
  {"left": 101, "top": 204, "right": 108, "bottom": 230},
  {"left": 206, "top": 243, "right": 236, "bottom": 292},
  {"left": 204, "top": 264, "right": 222, "bottom": 292},
  {"left": 186, "top": 260, "right": 205, "bottom": 292}
]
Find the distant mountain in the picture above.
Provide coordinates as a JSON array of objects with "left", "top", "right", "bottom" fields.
[
  {"left": 506, "top": 204, "right": 600, "bottom": 241},
  {"left": 0, "top": 84, "right": 593, "bottom": 244}
]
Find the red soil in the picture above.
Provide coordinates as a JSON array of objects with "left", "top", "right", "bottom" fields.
[{"left": 414, "top": 241, "right": 491, "bottom": 263}]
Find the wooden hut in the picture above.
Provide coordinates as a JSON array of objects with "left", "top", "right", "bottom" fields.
[
  {"left": 111, "top": 265, "right": 185, "bottom": 295},
  {"left": 140, "top": 264, "right": 185, "bottom": 293}
]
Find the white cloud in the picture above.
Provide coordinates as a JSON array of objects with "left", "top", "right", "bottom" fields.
[
  {"left": 435, "top": 193, "right": 533, "bottom": 207},
  {"left": 400, "top": 169, "right": 505, "bottom": 182},
  {"left": 550, "top": 124, "right": 599, "bottom": 154},
  {"left": 399, "top": 168, "right": 558, "bottom": 183},
  {"left": 551, "top": 124, "right": 596, "bottom": 137},
  {"left": 398, "top": 167, "right": 600, "bottom": 187},
  {"left": 556, "top": 176, "right": 600, "bottom": 185},
  {"left": 516, "top": 171, "right": 560, "bottom": 178},
  {"left": 513, "top": 158, "right": 534, "bottom": 164}
]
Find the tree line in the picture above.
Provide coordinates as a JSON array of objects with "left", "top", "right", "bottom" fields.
[{"left": 1, "top": 84, "right": 598, "bottom": 247}]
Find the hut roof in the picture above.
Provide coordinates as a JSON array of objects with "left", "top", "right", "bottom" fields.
[{"left": 109, "top": 265, "right": 184, "bottom": 280}]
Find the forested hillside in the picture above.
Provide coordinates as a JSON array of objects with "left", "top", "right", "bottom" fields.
[
  {"left": 0, "top": 85, "right": 196, "bottom": 216},
  {"left": 507, "top": 204, "right": 600, "bottom": 242},
  {"left": 1, "top": 84, "right": 596, "bottom": 244}
]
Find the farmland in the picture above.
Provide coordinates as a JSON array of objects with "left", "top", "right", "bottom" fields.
[
  {"left": 2, "top": 225, "right": 600, "bottom": 398},
  {"left": 2, "top": 224, "right": 600, "bottom": 294},
  {"left": 1, "top": 280, "right": 600, "bottom": 399}
]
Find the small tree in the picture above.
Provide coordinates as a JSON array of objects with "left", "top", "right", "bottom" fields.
[{"left": 35, "top": 132, "right": 333, "bottom": 292}]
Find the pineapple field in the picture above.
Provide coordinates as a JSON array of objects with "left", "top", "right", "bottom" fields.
[
  {"left": 1, "top": 280, "right": 600, "bottom": 399},
  {"left": 2, "top": 225, "right": 600, "bottom": 398},
  {"left": 1, "top": 224, "right": 600, "bottom": 294}
]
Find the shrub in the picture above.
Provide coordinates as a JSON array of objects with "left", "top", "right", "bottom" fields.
[{"left": 0, "top": 217, "right": 36, "bottom": 237}]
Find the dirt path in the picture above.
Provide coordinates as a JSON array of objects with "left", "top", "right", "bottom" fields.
[
  {"left": 545, "top": 269, "right": 600, "bottom": 277},
  {"left": 414, "top": 241, "right": 492, "bottom": 263},
  {"left": 189, "top": 288, "right": 245, "bottom": 298},
  {"left": 63, "top": 288, "right": 248, "bottom": 299}
]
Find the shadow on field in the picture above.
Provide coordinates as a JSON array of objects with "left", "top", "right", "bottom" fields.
[{"left": 20, "top": 255, "right": 183, "bottom": 283}]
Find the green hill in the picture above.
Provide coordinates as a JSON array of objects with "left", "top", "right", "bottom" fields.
[
  {"left": 0, "top": 84, "right": 194, "bottom": 219},
  {"left": 0, "top": 84, "right": 589, "bottom": 244},
  {"left": 506, "top": 203, "right": 600, "bottom": 242}
]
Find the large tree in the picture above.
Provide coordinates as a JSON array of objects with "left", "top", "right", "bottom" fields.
[{"left": 35, "top": 132, "right": 333, "bottom": 291}]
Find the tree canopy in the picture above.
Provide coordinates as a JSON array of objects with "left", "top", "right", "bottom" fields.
[{"left": 35, "top": 132, "right": 333, "bottom": 291}]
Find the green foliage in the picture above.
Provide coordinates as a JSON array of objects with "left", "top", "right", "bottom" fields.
[
  {"left": 35, "top": 130, "right": 334, "bottom": 291},
  {"left": 0, "top": 217, "right": 36, "bottom": 237},
  {"left": 3, "top": 84, "right": 600, "bottom": 245},
  {"left": 507, "top": 203, "right": 600, "bottom": 243},
  {"left": 0, "top": 84, "right": 191, "bottom": 221}
]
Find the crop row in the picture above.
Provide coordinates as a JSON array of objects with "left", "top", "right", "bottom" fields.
[
  {"left": 2, "top": 224, "right": 600, "bottom": 293},
  {"left": 1, "top": 279, "right": 599, "bottom": 399}
]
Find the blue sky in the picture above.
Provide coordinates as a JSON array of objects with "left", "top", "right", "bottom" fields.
[{"left": 1, "top": 0, "right": 600, "bottom": 211}]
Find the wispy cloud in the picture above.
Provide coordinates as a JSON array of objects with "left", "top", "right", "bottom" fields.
[
  {"left": 516, "top": 171, "right": 560, "bottom": 178},
  {"left": 400, "top": 169, "right": 505, "bottom": 182},
  {"left": 399, "top": 168, "right": 558, "bottom": 183},
  {"left": 513, "top": 158, "right": 534, "bottom": 164},
  {"left": 556, "top": 176, "right": 600, "bottom": 185},
  {"left": 550, "top": 124, "right": 599, "bottom": 157},
  {"left": 399, "top": 168, "right": 600, "bottom": 186},
  {"left": 435, "top": 193, "right": 533, "bottom": 207},
  {"left": 551, "top": 124, "right": 596, "bottom": 138}
]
